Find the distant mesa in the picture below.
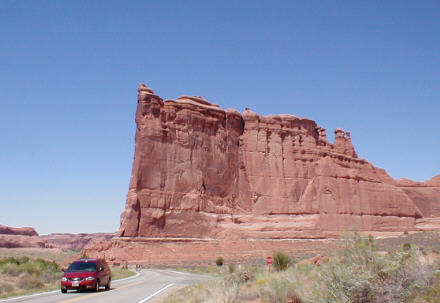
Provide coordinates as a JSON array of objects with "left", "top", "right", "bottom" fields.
[
  {"left": 0, "top": 224, "right": 38, "bottom": 237},
  {"left": 0, "top": 224, "right": 113, "bottom": 250}
]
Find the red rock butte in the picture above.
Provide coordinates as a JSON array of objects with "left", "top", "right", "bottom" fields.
[{"left": 117, "top": 83, "right": 440, "bottom": 241}]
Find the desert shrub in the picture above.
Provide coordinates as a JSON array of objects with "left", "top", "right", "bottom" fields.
[
  {"left": 37, "top": 269, "right": 62, "bottom": 284},
  {"left": 18, "top": 258, "right": 58, "bottom": 275},
  {"left": 226, "top": 270, "right": 255, "bottom": 285},
  {"left": 292, "top": 235, "right": 440, "bottom": 303},
  {"left": 17, "top": 274, "right": 45, "bottom": 290},
  {"left": 19, "top": 261, "right": 43, "bottom": 275},
  {"left": 165, "top": 234, "right": 440, "bottom": 303},
  {"left": 238, "top": 270, "right": 255, "bottom": 283},
  {"left": 273, "top": 252, "right": 291, "bottom": 271},
  {"left": 0, "top": 283, "right": 14, "bottom": 294},
  {"left": 215, "top": 257, "right": 224, "bottom": 267},
  {"left": 0, "top": 257, "right": 20, "bottom": 267},
  {"left": 1, "top": 262, "right": 19, "bottom": 276},
  {"left": 259, "top": 278, "right": 302, "bottom": 303},
  {"left": 228, "top": 263, "right": 236, "bottom": 273},
  {"left": 403, "top": 242, "right": 412, "bottom": 251}
]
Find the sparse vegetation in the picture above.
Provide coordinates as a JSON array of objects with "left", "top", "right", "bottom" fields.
[
  {"left": 0, "top": 256, "right": 62, "bottom": 298},
  {"left": 273, "top": 251, "right": 291, "bottom": 271},
  {"left": 216, "top": 257, "right": 224, "bottom": 267},
  {"left": 0, "top": 255, "right": 136, "bottom": 298},
  {"left": 161, "top": 233, "right": 440, "bottom": 303},
  {"left": 111, "top": 267, "right": 136, "bottom": 280},
  {"left": 168, "top": 265, "right": 224, "bottom": 277}
]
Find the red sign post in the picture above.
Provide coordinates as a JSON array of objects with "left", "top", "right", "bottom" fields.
[{"left": 266, "top": 256, "right": 273, "bottom": 271}]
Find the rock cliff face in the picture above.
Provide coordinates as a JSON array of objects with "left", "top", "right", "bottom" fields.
[
  {"left": 397, "top": 175, "right": 440, "bottom": 219},
  {"left": 117, "top": 84, "right": 438, "bottom": 239},
  {"left": 0, "top": 224, "right": 38, "bottom": 236}
]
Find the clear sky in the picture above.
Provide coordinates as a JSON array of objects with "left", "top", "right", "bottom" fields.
[{"left": 1, "top": 1, "right": 439, "bottom": 235}]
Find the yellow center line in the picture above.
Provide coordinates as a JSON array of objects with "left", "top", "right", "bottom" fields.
[
  {"left": 57, "top": 292, "right": 101, "bottom": 303},
  {"left": 58, "top": 281, "right": 143, "bottom": 303}
]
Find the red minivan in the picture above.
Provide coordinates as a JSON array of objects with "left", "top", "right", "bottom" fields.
[{"left": 61, "top": 258, "right": 111, "bottom": 293}]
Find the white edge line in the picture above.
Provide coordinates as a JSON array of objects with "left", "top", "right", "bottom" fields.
[
  {"left": 0, "top": 290, "right": 59, "bottom": 303},
  {"left": 138, "top": 283, "right": 175, "bottom": 303},
  {"left": 0, "top": 271, "right": 141, "bottom": 303}
]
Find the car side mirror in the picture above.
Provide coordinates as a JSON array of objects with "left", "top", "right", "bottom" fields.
[{"left": 98, "top": 267, "right": 104, "bottom": 272}]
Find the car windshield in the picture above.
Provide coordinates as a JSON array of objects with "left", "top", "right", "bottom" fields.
[{"left": 66, "top": 262, "right": 97, "bottom": 272}]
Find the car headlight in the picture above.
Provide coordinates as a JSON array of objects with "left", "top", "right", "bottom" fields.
[
  {"left": 61, "top": 277, "right": 68, "bottom": 282},
  {"left": 85, "top": 276, "right": 95, "bottom": 281}
]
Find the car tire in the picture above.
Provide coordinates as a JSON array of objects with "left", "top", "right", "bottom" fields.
[
  {"left": 95, "top": 280, "right": 100, "bottom": 292},
  {"left": 61, "top": 289, "right": 67, "bottom": 293},
  {"left": 105, "top": 278, "right": 111, "bottom": 291}
]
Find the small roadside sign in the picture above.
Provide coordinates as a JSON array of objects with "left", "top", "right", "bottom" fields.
[{"left": 266, "top": 256, "right": 273, "bottom": 265}]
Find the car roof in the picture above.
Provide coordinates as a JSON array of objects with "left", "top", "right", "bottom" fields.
[{"left": 73, "top": 258, "right": 99, "bottom": 263}]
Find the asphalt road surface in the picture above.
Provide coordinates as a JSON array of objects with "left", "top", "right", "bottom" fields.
[{"left": 0, "top": 269, "right": 211, "bottom": 303}]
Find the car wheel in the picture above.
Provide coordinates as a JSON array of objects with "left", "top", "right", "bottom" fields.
[
  {"left": 95, "top": 280, "right": 100, "bottom": 292},
  {"left": 105, "top": 278, "right": 111, "bottom": 291},
  {"left": 61, "top": 289, "right": 67, "bottom": 293}
]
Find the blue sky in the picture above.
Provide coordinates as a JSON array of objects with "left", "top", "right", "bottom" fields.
[{"left": 1, "top": 1, "right": 439, "bottom": 234}]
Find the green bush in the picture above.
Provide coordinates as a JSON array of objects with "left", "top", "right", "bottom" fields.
[
  {"left": 17, "top": 258, "right": 59, "bottom": 275},
  {"left": 215, "top": 257, "right": 224, "bottom": 267},
  {"left": 273, "top": 252, "right": 291, "bottom": 271},
  {"left": 0, "top": 257, "right": 20, "bottom": 267},
  {"left": 228, "top": 263, "right": 236, "bottom": 273}
]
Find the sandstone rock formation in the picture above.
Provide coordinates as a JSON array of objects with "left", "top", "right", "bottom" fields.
[
  {"left": 117, "top": 84, "right": 439, "bottom": 240},
  {"left": 0, "top": 225, "right": 113, "bottom": 250},
  {"left": 40, "top": 233, "right": 114, "bottom": 250},
  {"left": 0, "top": 224, "right": 38, "bottom": 236}
]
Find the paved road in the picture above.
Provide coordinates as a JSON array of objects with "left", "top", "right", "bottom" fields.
[{"left": 0, "top": 269, "right": 211, "bottom": 303}]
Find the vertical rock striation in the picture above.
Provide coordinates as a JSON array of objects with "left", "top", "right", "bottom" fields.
[{"left": 118, "top": 84, "right": 438, "bottom": 239}]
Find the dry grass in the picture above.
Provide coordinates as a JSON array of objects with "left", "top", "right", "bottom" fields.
[
  {"left": 111, "top": 267, "right": 137, "bottom": 280},
  {"left": 161, "top": 232, "right": 440, "bottom": 303},
  {"left": 0, "top": 248, "right": 78, "bottom": 265},
  {"left": 0, "top": 256, "right": 63, "bottom": 298}
]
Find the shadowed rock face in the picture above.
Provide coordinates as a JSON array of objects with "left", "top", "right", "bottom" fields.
[{"left": 117, "top": 84, "right": 439, "bottom": 239}]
